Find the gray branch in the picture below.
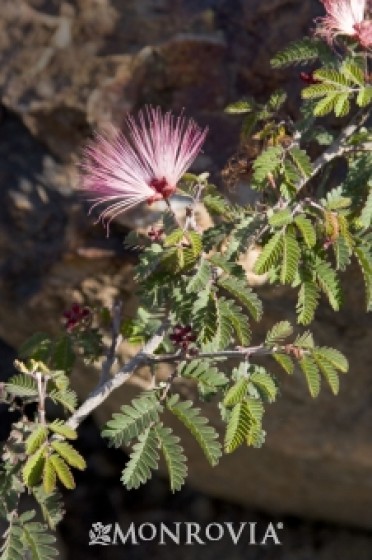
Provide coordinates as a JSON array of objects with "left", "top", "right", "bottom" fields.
[
  {"left": 66, "top": 323, "right": 169, "bottom": 430},
  {"left": 296, "top": 111, "right": 370, "bottom": 192}
]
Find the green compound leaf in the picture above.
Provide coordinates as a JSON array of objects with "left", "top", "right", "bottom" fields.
[
  {"left": 289, "top": 147, "right": 312, "bottom": 178},
  {"left": 102, "top": 394, "right": 162, "bottom": 447},
  {"left": 359, "top": 189, "right": 372, "bottom": 229},
  {"left": 121, "top": 428, "right": 159, "bottom": 490},
  {"left": 42, "top": 458, "right": 57, "bottom": 496},
  {"left": 155, "top": 424, "right": 187, "bottom": 492},
  {"left": 23, "top": 447, "right": 46, "bottom": 488},
  {"left": 354, "top": 245, "right": 372, "bottom": 311},
  {"left": 225, "top": 99, "right": 255, "bottom": 113},
  {"left": 49, "top": 454, "right": 75, "bottom": 490},
  {"left": 205, "top": 297, "right": 234, "bottom": 351},
  {"left": 357, "top": 86, "right": 372, "bottom": 107},
  {"left": 254, "top": 231, "right": 284, "bottom": 274},
  {"left": 5, "top": 374, "right": 38, "bottom": 398},
  {"left": 167, "top": 396, "right": 222, "bottom": 466},
  {"left": 224, "top": 401, "right": 251, "bottom": 453},
  {"left": 294, "top": 215, "right": 316, "bottom": 248},
  {"left": 314, "top": 347, "right": 348, "bottom": 373},
  {"left": 341, "top": 60, "right": 364, "bottom": 85},
  {"left": 268, "top": 208, "right": 293, "bottom": 228},
  {"left": 225, "top": 399, "right": 264, "bottom": 453},
  {"left": 178, "top": 360, "right": 228, "bottom": 396},
  {"left": 271, "top": 38, "right": 332, "bottom": 68},
  {"left": 250, "top": 369, "right": 278, "bottom": 403},
  {"left": 252, "top": 146, "right": 283, "bottom": 184},
  {"left": 334, "top": 92, "right": 350, "bottom": 117},
  {"left": 313, "top": 68, "right": 350, "bottom": 87},
  {"left": 302, "top": 83, "right": 339, "bottom": 99},
  {"left": 32, "top": 486, "right": 64, "bottom": 530},
  {"left": 223, "top": 378, "right": 250, "bottom": 407},
  {"left": 314, "top": 258, "right": 342, "bottom": 310},
  {"left": 50, "top": 442, "right": 86, "bottom": 471},
  {"left": 280, "top": 229, "right": 301, "bottom": 284},
  {"left": 217, "top": 276, "right": 263, "bottom": 321},
  {"left": 220, "top": 299, "right": 251, "bottom": 346},
  {"left": 193, "top": 289, "right": 218, "bottom": 344},
  {"left": 273, "top": 352, "right": 294, "bottom": 375},
  {"left": 299, "top": 355, "right": 321, "bottom": 397},
  {"left": 48, "top": 388, "right": 78, "bottom": 414},
  {"left": 25, "top": 426, "right": 48, "bottom": 456},
  {"left": 21, "top": 513, "right": 58, "bottom": 560},
  {"left": 313, "top": 93, "right": 339, "bottom": 117},
  {"left": 266, "top": 321, "right": 293, "bottom": 346},
  {"left": 313, "top": 353, "right": 339, "bottom": 395},
  {"left": 48, "top": 421, "right": 77, "bottom": 441},
  {"left": 186, "top": 258, "right": 212, "bottom": 293},
  {"left": 0, "top": 518, "right": 25, "bottom": 560},
  {"left": 297, "top": 280, "right": 320, "bottom": 325},
  {"left": 333, "top": 236, "right": 351, "bottom": 271},
  {"left": 294, "top": 331, "right": 315, "bottom": 349}
]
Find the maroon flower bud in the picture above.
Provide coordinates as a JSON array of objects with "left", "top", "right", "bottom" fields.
[
  {"left": 63, "top": 303, "right": 91, "bottom": 332},
  {"left": 300, "top": 71, "right": 320, "bottom": 85}
]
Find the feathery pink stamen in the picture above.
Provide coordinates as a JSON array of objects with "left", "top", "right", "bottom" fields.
[
  {"left": 81, "top": 106, "right": 208, "bottom": 230},
  {"left": 315, "top": 0, "right": 372, "bottom": 47}
]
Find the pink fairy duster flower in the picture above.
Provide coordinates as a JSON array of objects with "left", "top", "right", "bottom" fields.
[
  {"left": 354, "top": 18, "right": 372, "bottom": 47},
  {"left": 315, "top": 0, "right": 372, "bottom": 47},
  {"left": 81, "top": 106, "right": 208, "bottom": 229}
]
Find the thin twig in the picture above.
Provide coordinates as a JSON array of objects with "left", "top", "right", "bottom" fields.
[
  {"left": 66, "top": 323, "right": 169, "bottom": 430},
  {"left": 145, "top": 345, "right": 274, "bottom": 364},
  {"left": 296, "top": 110, "right": 370, "bottom": 192}
]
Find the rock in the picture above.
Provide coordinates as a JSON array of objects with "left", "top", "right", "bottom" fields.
[
  {"left": 2, "top": 0, "right": 372, "bottom": 530},
  {"left": 0, "top": 0, "right": 321, "bottom": 164}
]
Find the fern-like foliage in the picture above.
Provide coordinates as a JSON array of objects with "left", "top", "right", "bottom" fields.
[
  {"left": 224, "top": 401, "right": 252, "bottom": 453},
  {"left": 32, "top": 487, "right": 64, "bottom": 530},
  {"left": 121, "top": 428, "right": 159, "bottom": 490},
  {"left": 354, "top": 245, "right": 372, "bottom": 311},
  {"left": 223, "top": 377, "right": 250, "bottom": 407},
  {"left": 224, "top": 398, "right": 265, "bottom": 452},
  {"left": 299, "top": 355, "right": 321, "bottom": 397},
  {"left": 271, "top": 38, "right": 333, "bottom": 68},
  {"left": 167, "top": 395, "right": 222, "bottom": 466},
  {"left": 252, "top": 146, "right": 283, "bottom": 186},
  {"left": 314, "top": 257, "right": 342, "bottom": 310},
  {"left": 5, "top": 374, "right": 38, "bottom": 399},
  {"left": 297, "top": 279, "right": 320, "bottom": 325},
  {"left": 254, "top": 232, "right": 284, "bottom": 274},
  {"left": 155, "top": 424, "right": 187, "bottom": 492},
  {"left": 280, "top": 228, "right": 301, "bottom": 284},
  {"left": 265, "top": 321, "right": 293, "bottom": 346},
  {"left": 177, "top": 360, "right": 228, "bottom": 397},
  {"left": 1, "top": 511, "right": 58, "bottom": 560},
  {"left": 249, "top": 369, "right": 278, "bottom": 403},
  {"left": 102, "top": 394, "right": 162, "bottom": 447},
  {"left": 217, "top": 276, "right": 263, "bottom": 321}
]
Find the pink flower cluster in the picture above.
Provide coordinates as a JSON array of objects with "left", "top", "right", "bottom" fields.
[
  {"left": 316, "top": 0, "right": 372, "bottom": 47},
  {"left": 81, "top": 107, "right": 207, "bottom": 229}
]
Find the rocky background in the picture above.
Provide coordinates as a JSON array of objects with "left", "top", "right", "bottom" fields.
[{"left": 1, "top": 0, "right": 372, "bottom": 558}]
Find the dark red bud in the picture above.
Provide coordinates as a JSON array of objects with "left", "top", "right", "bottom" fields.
[{"left": 300, "top": 71, "right": 320, "bottom": 85}]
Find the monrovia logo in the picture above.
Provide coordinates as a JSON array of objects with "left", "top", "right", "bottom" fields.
[{"left": 88, "top": 521, "right": 284, "bottom": 546}]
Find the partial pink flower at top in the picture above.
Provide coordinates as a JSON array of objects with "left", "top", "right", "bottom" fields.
[
  {"left": 315, "top": 0, "right": 372, "bottom": 47},
  {"left": 81, "top": 107, "right": 208, "bottom": 229},
  {"left": 354, "top": 18, "right": 372, "bottom": 47}
]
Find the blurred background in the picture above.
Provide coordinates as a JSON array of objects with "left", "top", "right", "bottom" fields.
[{"left": 1, "top": 0, "right": 372, "bottom": 558}]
